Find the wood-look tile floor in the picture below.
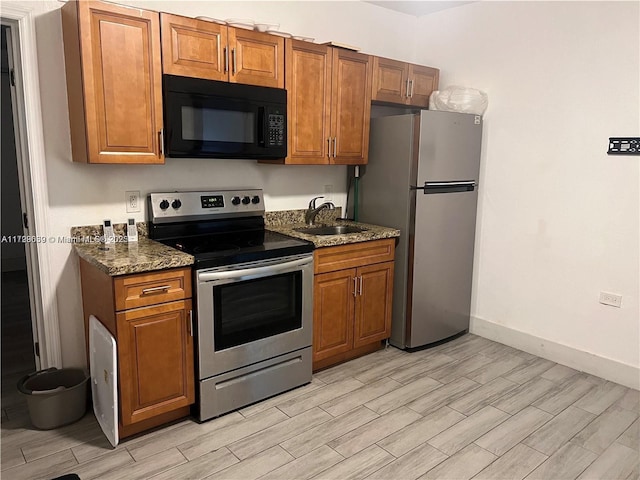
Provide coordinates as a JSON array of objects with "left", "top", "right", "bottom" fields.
[{"left": 2, "top": 334, "right": 639, "bottom": 480}]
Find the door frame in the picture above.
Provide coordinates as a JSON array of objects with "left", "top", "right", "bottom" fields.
[{"left": 2, "top": 5, "right": 62, "bottom": 369}]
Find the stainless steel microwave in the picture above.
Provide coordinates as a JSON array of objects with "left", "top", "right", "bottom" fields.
[{"left": 163, "top": 75, "right": 287, "bottom": 159}]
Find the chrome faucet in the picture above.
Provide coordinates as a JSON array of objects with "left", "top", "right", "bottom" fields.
[{"left": 305, "top": 196, "right": 335, "bottom": 226}]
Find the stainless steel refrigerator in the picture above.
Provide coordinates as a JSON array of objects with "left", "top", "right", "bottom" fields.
[{"left": 358, "top": 110, "right": 482, "bottom": 349}]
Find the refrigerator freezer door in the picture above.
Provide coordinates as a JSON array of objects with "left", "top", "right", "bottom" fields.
[
  {"left": 408, "top": 187, "right": 479, "bottom": 347},
  {"left": 416, "top": 110, "right": 482, "bottom": 183}
]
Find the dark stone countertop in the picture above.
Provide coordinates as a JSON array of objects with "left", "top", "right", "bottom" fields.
[
  {"left": 74, "top": 237, "right": 194, "bottom": 276},
  {"left": 266, "top": 210, "right": 400, "bottom": 248}
]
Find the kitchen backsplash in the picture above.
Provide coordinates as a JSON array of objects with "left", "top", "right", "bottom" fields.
[
  {"left": 265, "top": 208, "right": 343, "bottom": 226},
  {"left": 70, "top": 208, "right": 343, "bottom": 242}
]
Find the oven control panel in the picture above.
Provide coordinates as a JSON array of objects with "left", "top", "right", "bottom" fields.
[
  {"left": 201, "top": 195, "right": 224, "bottom": 209},
  {"left": 148, "top": 189, "right": 265, "bottom": 223}
]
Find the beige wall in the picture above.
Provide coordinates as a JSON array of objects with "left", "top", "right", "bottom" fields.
[{"left": 415, "top": 1, "right": 640, "bottom": 377}]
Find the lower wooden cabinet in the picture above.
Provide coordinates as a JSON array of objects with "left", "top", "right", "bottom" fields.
[
  {"left": 79, "top": 261, "right": 194, "bottom": 437},
  {"left": 117, "top": 299, "right": 194, "bottom": 426},
  {"left": 312, "top": 239, "right": 395, "bottom": 370},
  {"left": 354, "top": 262, "right": 394, "bottom": 348},
  {"left": 314, "top": 269, "right": 356, "bottom": 360}
]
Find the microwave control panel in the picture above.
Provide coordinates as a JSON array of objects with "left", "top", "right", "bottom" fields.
[{"left": 267, "top": 113, "right": 285, "bottom": 147}]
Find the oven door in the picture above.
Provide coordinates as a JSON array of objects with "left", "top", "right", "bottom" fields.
[{"left": 196, "top": 254, "right": 313, "bottom": 379}]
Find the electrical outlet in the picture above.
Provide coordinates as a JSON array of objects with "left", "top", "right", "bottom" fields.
[
  {"left": 324, "top": 184, "right": 333, "bottom": 202},
  {"left": 599, "top": 292, "right": 622, "bottom": 308},
  {"left": 126, "top": 191, "right": 141, "bottom": 213}
]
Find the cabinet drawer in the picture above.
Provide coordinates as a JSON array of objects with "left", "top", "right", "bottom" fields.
[
  {"left": 114, "top": 268, "right": 192, "bottom": 311},
  {"left": 314, "top": 239, "right": 395, "bottom": 274}
]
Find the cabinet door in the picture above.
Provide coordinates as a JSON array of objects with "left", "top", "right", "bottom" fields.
[
  {"left": 313, "top": 269, "right": 356, "bottom": 361},
  {"left": 353, "top": 262, "right": 394, "bottom": 349},
  {"left": 408, "top": 64, "right": 439, "bottom": 108},
  {"left": 330, "top": 49, "right": 372, "bottom": 165},
  {"left": 118, "top": 300, "right": 194, "bottom": 425},
  {"left": 285, "top": 40, "right": 332, "bottom": 164},
  {"left": 371, "top": 56, "right": 409, "bottom": 104},
  {"left": 70, "top": 1, "right": 164, "bottom": 164},
  {"left": 229, "top": 28, "right": 284, "bottom": 88},
  {"left": 160, "top": 13, "right": 228, "bottom": 81}
]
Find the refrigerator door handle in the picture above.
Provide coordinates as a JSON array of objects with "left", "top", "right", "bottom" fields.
[{"left": 411, "top": 181, "right": 477, "bottom": 194}]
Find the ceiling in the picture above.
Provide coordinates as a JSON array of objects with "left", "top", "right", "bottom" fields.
[{"left": 365, "top": 1, "right": 474, "bottom": 17}]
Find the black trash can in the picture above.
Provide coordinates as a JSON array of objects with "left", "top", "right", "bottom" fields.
[{"left": 17, "top": 368, "right": 89, "bottom": 429}]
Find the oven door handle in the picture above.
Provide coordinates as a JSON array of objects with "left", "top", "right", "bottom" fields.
[{"left": 197, "top": 256, "right": 312, "bottom": 283}]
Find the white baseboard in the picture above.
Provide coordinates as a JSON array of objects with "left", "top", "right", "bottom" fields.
[{"left": 470, "top": 316, "right": 640, "bottom": 390}]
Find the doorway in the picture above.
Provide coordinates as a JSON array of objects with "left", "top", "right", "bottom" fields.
[{"left": 1, "top": 23, "right": 36, "bottom": 420}]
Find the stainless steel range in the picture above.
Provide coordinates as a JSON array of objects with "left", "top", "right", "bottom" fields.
[{"left": 148, "top": 189, "right": 314, "bottom": 421}]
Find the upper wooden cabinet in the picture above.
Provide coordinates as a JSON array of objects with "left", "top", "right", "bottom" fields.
[
  {"left": 331, "top": 48, "right": 373, "bottom": 165},
  {"left": 408, "top": 64, "right": 440, "bottom": 107},
  {"left": 160, "top": 13, "right": 227, "bottom": 81},
  {"left": 230, "top": 27, "right": 284, "bottom": 88},
  {"left": 372, "top": 56, "right": 439, "bottom": 108},
  {"left": 284, "top": 40, "right": 372, "bottom": 165},
  {"left": 61, "top": 0, "right": 164, "bottom": 164},
  {"left": 160, "top": 13, "right": 284, "bottom": 88}
]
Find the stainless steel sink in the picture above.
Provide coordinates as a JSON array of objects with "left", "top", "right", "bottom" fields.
[{"left": 295, "top": 225, "right": 367, "bottom": 236}]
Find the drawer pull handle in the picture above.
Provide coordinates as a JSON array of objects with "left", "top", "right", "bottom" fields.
[{"left": 141, "top": 285, "right": 171, "bottom": 295}]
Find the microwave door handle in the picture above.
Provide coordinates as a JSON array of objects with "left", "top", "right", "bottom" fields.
[{"left": 257, "top": 107, "right": 267, "bottom": 147}]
